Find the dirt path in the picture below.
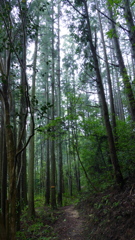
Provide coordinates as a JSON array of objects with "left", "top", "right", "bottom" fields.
[{"left": 54, "top": 205, "right": 86, "bottom": 240}]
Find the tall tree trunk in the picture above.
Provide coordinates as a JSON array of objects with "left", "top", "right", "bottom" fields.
[
  {"left": 107, "top": 3, "right": 135, "bottom": 122},
  {"left": 83, "top": 0, "right": 123, "bottom": 186},
  {"left": 96, "top": 0, "right": 117, "bottom": 134},
  {"left": 57, "top": 0, "right": 63, "bottom": 206},
  {"left": 5, "top": 99, "right": 16, "bottom": 240},
  {"left": 16, "top": 0, "right": 28, "bottom": 228},
  {"left": 45, "top": 136, "right": 50, "bottom": 205},
  {"left": 0, "top": 49, "right": 16, "bottom": 240},
  {"left": 0, "top": 2, "right": 17, "bottom": 237},
  {"left": 45, "top": 56, "right": 50, "bottom": 205},
  {"left": 0, "top": 212, "right": 6, "bottom": 240},
  {"left": 67, "top": 106, "right": 73, "bottom": 196},
  {"left": 28, "top": 15, "right": 39, "bottom": 216},
  {"left": 50, "top": 0, "right": 56, "bottom": 208},
  {"left": 1, "top": 109, "right": 7, "bottom": 229},
  {"left": 72, "top": 132, "right": 81, "bottom": 192},
  {"left": 73, "top": 131, "right": 81, "bottom": 192},
  {"left": 110, "top": 46, "right": 125, "bottom": 121}
]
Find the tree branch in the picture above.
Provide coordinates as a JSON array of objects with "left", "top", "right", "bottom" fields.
[
  {"left": 95, "top": 7, "right": 129, "bottom": 33},
  {"left": 65, "top": 0, "right": 86, "bottom": 18}
]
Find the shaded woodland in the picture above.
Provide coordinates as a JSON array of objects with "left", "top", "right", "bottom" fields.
[{"left": 0, "top": 0, "right": 135, "bottom": 239}]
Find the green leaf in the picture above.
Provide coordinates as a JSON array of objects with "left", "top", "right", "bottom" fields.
[
  {"left": 106, "top": 29, "right": 117, "bottom": 38},
  {"left": 107, "top": 0, "right": 122, "bottom": 6},
  {"left": 131, "top": 0, "right": 135, "bottom": 6}
]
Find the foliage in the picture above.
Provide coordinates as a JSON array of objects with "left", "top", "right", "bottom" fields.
[
  {"left": 106, "top": 29, "right": 118, "bottom": 38},
  {"left": 116, "top": 119, "right": 135, "bottom": 177},
  {"left": 16, "top": 196, "right": 58, "bottom": 240},
  {"left": 63, "top": 193, "right": 80, "bottom": 206}
]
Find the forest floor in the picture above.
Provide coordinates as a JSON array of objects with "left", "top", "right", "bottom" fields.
[
  {"left": 53, "top": 204, "right": 86, "bottom": 239},
  {"left": 17, "top": 181, "right": 135, "bottom": 240}
]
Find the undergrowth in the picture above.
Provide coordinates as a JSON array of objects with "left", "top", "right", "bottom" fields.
[
  {"left": 76, "top": 179, "right": 135, "bottom": 240},
  {"left": 16, "top": 197, "right": 59, "bottom": 240},
  {"left": 17, "top": 180, "right": 135, "bottom": 240}
]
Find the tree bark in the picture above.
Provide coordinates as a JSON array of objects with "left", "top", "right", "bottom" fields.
[
  {"left": 5, "top": 100, "right": 16, "bottom": 240},
  {"left": 50, "top": 0, "right": 56, "bottom": 208},
  {"left": 57, "top": 0, "right": 63, "bottom": 206},
  {"left": 28, "top": 15, "right": 39, "bottom": 216},
  {"left": 45, "top": 57, "right": 50, "bottom": 205},
  {"left": 0, "top": 106, "right": 7, "bottom": 228},
  {"left": 0, "top": 212, "right": 6, "bottom": 240}
]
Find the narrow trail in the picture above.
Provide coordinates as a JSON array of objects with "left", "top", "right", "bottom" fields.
[{"left": 54, "top": 205, "right": 86, "bottom": 240}]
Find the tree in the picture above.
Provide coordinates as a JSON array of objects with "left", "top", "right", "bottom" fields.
[
  {"left": 28, "top": 13, "right": 39, "bottom": 217},
  {"left": 107, "top": 1, "right": 135, "bottom": 122},
  {"left": 82, "top": 0, "right": 124, "bottom": 186},
  {"left": 123, "top": 0, "right": 135, "bottom": 61},
  {"left": 57, "top": 0, "right": 63, "bottom": 206},
  {"left": 50, "top": 0, "right": 57, "bottom": 209},
  {"left": 96, "top": 0, "right": 117, "bottom": 137},
  {"left": 0, "top": 1, "right": 35, "bottom": 238}
]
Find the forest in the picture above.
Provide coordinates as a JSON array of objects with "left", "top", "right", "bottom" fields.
[{"left": 0, "top": 0, "right": 135, "bottom": 239}]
